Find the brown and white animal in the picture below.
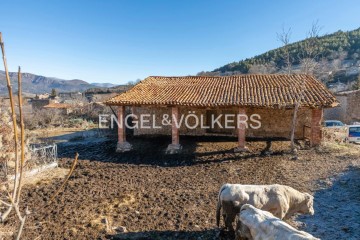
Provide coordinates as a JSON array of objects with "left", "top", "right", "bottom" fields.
[
  {"left": 236, "top": 204, "right": 319, "bottom": 240},
  {"left": 216, "top": 184, "right": 314, "bottom": 231}
]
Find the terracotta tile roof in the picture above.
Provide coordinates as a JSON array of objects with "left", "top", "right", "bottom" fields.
[
  {"left": 43, "top": 103, "right": 72, "bottom": 109},
  {"left": 105, "top": 74, "right": 339, "bottom": 108}
]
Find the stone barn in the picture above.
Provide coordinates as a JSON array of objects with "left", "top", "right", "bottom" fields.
[{"left": 105, "top": 74, "right": 338, "bottom": 153}]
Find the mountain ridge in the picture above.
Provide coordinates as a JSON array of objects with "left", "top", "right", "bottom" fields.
[{"left": 0, "top": 70, "right": 118, "bottom": 95}]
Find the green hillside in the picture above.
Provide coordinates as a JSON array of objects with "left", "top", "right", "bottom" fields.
[{"left": 210, "top": 27, "right": 360, "bottom": 75}]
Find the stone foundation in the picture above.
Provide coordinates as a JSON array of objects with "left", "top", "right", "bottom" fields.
[
  {"left": 234, "top": 146, "right": 250, "bottom": 153},
  {"left": 165, "top": 144, "right": 182, "bottom": 154},
  {"left": 116, "top": 142, "right": 132, "bottom": 152}
]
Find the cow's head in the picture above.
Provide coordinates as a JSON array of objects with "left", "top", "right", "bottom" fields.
[{"left": 300, "top": 193, "right": 314, "bottom": 215}]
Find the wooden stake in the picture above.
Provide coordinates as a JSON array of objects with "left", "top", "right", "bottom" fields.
[
  {"left": 48, "top": 152, "right": 79, "bottom": 204},
  {"left": 16, "top": 66, "right": 26, "bottom": 204},
  {"left": 0, "top": 33, "right": 29, "bottom": 238},
  {"left": 0, "top": 32, "right": 20, "bottom": 200}
]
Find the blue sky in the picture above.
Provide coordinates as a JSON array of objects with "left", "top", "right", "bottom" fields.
[{"left": 0, "top": 0, "right": 359, "bottom": 84}]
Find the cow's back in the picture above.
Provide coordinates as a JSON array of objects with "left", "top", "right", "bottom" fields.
[
  {"left": 242, "top": 185, "right": 288, "bottom": 218},
  {"left": 240, "top": 204, "right": 319, "bottom": 240}
]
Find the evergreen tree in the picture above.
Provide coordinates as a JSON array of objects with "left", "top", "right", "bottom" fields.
[
  {"left": 50, "top": 88, "right": 57, "bottom": 97},
  {"left": 352, "top": 74, "right": 360, "bottom": 90}
]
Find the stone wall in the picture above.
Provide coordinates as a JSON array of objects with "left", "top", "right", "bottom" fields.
[
  {"left": 31, "top": 99, "right": 52, "bottom": 110},
  {"left": 324, "top": 90, "right": 360, "bottom": 124},
  {"left": 131, "top": 106, "right": 312, "bottom": 139},
  {"left": 324, "top": 96, "right": 347, "bottom": 122},
  {"left": 86, "top": 93, "right": 118, "bottom": 102},
  {"left": 245, "top": 108, "right": 311, "bottom": 139},
  {"left": 345, "top": 90, "right": 360, "bottom": 123}
]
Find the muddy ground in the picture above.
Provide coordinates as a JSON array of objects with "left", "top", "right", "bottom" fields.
[{"left": 4, "top": 135, "right": 360, "bottom": 240}]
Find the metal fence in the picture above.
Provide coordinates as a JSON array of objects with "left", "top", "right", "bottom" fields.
[{"left": 29, "top": 143, "right": 58, "bottom": 168}]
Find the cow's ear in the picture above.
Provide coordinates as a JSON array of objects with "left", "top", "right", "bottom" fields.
[{"left": 305, "top": 193, "right": 313, "bottom": 200}]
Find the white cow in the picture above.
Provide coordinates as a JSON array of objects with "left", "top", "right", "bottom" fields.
[
  {"left": 216, "top": 184, "right": 314, "bottom": 231},
  {"left": 237, "top": 204, "right": 319, "bottom": 240}
]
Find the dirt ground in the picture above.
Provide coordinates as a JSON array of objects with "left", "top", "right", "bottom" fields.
[
  {"left": 3, "top": 135, "right": 360, "bottom": 240},
  {"left": 294, "top": 166, "right": 360, "bottom": 240}
]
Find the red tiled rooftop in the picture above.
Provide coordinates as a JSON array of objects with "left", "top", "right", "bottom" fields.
[
  {"left": 43, "top": 103, "right": 72, "bottom": 109},
  {"left": 105, "top": 74, "right": 338, "bottom": 108}
]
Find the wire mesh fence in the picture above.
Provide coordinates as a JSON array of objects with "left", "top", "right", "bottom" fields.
[{"left": 27, "top": 143, "right": 58, "bottom": 169}]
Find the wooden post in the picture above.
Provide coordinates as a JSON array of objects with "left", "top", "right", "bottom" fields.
[
  {"left": 166, "top": 106, "right": 182, "bottom": 154},
  {"left": 310, "top": 108, "right": 323, "bottom": 147},
  {"left": 116, "top": 106, "right": 132, "bottom": 152},
  {"left": 235, "top": 107, "right": 248, "bottom": 152},
  {"left": 16, "top": 66, "right": 26, "bottom": 203}
]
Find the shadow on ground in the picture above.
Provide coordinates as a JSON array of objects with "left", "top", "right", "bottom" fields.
[
  {"left": 107, "top": 228, "right": 234, "bottom": 240},
  {"left": 57, "top": 134, "right": 288, "bottom": 166}
]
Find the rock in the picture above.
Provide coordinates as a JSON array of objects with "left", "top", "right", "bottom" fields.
[
  {"left": 340, "top": 178, "right": 349, "bottom": 185},
  {"left": 261, "top": 150, "right": 273, "bottom": 156},
  {"left": 113, "top": 226, "right": 127, "bottom": 233}
]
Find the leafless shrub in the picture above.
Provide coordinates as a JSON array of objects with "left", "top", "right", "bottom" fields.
[
  {"left": 24, "top": 109, "right": 64, "bottom": 130},
  {"left": 322, "top": 127, "right": 347, "bottom": 144},
  {"left": 68, "top": 102, "right": 111, "bottom": 124},
  {"left": 0, "top": 108, "right": 31, "bottom": 178}
]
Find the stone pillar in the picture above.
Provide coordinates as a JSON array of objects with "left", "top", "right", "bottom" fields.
[
  {"left": 310, "top": 108, "right": 323, "bottom": 147},
  {"left": 234, "top": 107, "right": 249, "bottom": 152},
  {"left": 116, "top": 106, "right": 132, "bottom": 152},
  {"left": 166, "top": 106, "right": 182, "bottom": 154}
]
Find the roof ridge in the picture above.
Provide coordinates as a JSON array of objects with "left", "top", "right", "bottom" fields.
[{"left": 148, "top": 74, "right": 313, "bottom": 78}]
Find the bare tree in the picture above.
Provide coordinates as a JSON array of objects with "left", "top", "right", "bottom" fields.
[
  {"left": 300, "top": 20, "right": 323, "bottom": 75},
  {"left": 127, "top": 78, "right": 141, "bottom": 86},
  {"left": 277, "top": 26, "right": 292, "bottom": 74},
  {"left": 278, "top": 22, "right": 324, "bottom": 153},
  {"left": 316, "top": 58, "right": 332, "bottom": 83},
  {"left": 277, "top": 26, "right": 301, "bottom": 153},
  {"left": 331, "top": 51, "right": 348, "bottom": 71}
]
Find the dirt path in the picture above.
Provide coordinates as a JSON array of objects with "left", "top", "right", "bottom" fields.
[
  {"left": 5, "top": 136, "right": 359, "bottom": 239},
  {"left": 294, "top": 166, "right": 360, "bottom": 240}
]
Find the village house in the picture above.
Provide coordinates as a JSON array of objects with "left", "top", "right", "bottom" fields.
[
  {"left": 105, "top": 74, "right": 338, "bottom": 153},
  {"left": 58, "top": 91, "right": 85, "bottom": 101},
  {"left": 30, "top": 99, "right": 54, "bottom": 110},
  {"left": 43, "top": 102, "right": 73, "bottom": 115}
]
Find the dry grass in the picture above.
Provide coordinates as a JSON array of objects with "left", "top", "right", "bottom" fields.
[{"left": 21, "top": 168, "right": 69, "bottom": 187}]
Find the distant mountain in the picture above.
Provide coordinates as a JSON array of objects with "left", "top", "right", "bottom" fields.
[
  {"left": 91, "top": 83, "right": 118, "bottom": 88},
  {"left": 0, "top": 70, "right": 119, "bottom": 95}
]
